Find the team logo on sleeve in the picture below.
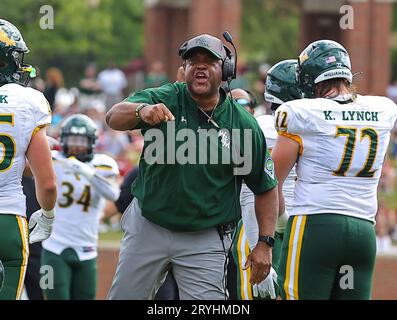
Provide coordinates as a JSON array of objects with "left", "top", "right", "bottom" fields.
[{"left": 264, "top": 157, "right": 275, "bottom": 179}]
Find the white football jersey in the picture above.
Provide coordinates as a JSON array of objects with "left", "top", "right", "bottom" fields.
[
  {"left": 276, "top": 95, "right": 397, "bottom": 222},
  {"left": 0, "top": 83, "right": 51, "bottom": 217},
  {"left": 43, "top": 150, "right": 119, "bottom": 260},
  {"left": 257, "top": 115, "right": 296, "bottom": 212}
]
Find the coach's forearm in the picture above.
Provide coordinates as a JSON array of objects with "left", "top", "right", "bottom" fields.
[
  {"left": 255, "top": 186, "right": 279, "bottom": 237},
  {"left": 106, "top": 102, "right": 141, "bottom": 131}
]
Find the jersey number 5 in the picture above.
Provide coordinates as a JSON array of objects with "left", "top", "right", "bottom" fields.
[
  {"left": 333, "top": 126, "right": 378, "bottom": 177},
  {"left": 0, "top": 114, "right": 15, "bottom": 172}
]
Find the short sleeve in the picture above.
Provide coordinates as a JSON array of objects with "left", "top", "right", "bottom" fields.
[
  {"left": 125, "top": 83, "right": 178, "bottom": 130},
  {"left": 274, "top": 102, "right": 305, "bottom": 155},
  {"left": 28, "top": 89, "right": 52, "bottom": 128}
]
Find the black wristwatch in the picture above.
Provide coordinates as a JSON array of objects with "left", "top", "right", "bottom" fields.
[{"left": 258, "top": 235, "right": 275, "bottom": 248}]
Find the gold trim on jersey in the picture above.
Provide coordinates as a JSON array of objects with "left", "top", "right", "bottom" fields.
[
  {"left": 284, "top": 215, "right": 307, "bottom": 300},
  {"left": 236, "top": 225, "right": 253, "bottom": 300},
  {"left": 236, "top": 225, "right": 247, "bottom": 300},
  {"left": 31, "top": 124, "right": 48, "bottom": 139},
  {"left": 93, "top": 165, "right": 114, "bottom": 170},
  {"left": 16, "top": 215, "right": 29, "bottom": 300},
  {"left": 244, "top": 237, "right": 253, "bottom": 300},
  {"left": 277, "top": 131, "right": 303, "bottom": 155}
]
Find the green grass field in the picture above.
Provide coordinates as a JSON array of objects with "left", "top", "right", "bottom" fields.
[{"left": 99, "top": 230, "right": 123, "bottom": 243}]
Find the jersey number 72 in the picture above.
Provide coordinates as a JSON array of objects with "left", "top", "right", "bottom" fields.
[{"left": 333, "top": 126, "right": 378, "bottom": 178}]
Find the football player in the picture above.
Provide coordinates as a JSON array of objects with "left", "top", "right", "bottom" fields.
[
  {"left": 232, "top": 61, "right": 301, "bottom": 300},
  {"left": 0, "top": 19, "right": 57, "bottom": 300},
  {"left": 41, "top": 114, "right": 120, "bottom": 299},
  {"left": 272, "top": 40, "right": 397, "bottom": 299}
]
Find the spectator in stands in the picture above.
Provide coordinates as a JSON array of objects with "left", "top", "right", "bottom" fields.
[
  {"left": 44, "top": 67, "right": 65, "bottom": 111},
  {"left": 98, "top": 62, "right": 128, "bottom": 111},
  {"left": 78, "top": 63, "right": 104, "bottom": 110},
  {"left": 144, "top": 60, "right": 168, "bottom": 88}
]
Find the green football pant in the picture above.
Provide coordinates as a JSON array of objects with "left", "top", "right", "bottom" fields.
[
  {"left": 0, "top": 214, "right": 30, "bottom": 300},
  {"left": 41, "top": 248, "right": 97, "bottom": 300},
  {"left": 232, "top": 219, "right": 283, "bottom": 300},
  {"left": 278, "top": 214, "right": 376, "bottom": 300}
]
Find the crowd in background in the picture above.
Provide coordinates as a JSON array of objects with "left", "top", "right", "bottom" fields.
[{"left": 28, "top": 60, "right": 397, "bottom": 253}]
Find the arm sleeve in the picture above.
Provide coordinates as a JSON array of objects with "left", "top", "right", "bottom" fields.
[
  {"left": 240, "top": 184, "right": 258, "bottom": 250},
  {"left": 28, "top": 89, "right": 52, "bottom": 135},
  {"left": 90, "top": 175, "right": 120, "bottom": 202},
  {"left": 243, "top": 122, "right": 278, "bottom": 195}
]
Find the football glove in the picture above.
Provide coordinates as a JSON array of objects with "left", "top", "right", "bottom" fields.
[
  {"left": 29, "top": 209, "right": 55, "bottom": 244},
  {"left": 62, "top": 157, "right": 95, "bottom": 180},
  {"left": 252, "top": 267, "right": 278, "bottom": 299},
  {"left": 276, "top": 209, "right": 289, "bottom": 234}
]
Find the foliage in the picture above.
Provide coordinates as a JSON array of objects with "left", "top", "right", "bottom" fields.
[
  {"left": 240, "top": 0, "right": 300, "bottom": 65},
  {"left": 0, "top": 0, "right": 302, "bottom": 85},
  {"left": 0, "top": 0, "right": 144, "bottom": 85}
]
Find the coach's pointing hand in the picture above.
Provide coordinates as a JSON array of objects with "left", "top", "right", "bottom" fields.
[{"left": 138, "top": 103, "right": 175, "bottom": 126}]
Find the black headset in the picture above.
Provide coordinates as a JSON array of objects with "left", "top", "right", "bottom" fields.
[{"left": 221, "top": 45, "right": 236, "bottom": 82}]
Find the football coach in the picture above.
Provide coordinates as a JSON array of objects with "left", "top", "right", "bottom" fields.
[{"left": 106, "top": 33, "right": 278, "bottom": 300}]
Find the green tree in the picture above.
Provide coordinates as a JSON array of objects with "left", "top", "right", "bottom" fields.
[
  {"left": 0, "top": 0, "right": 144, "bottom": 85},
  {"left": 241, "top": 0, "right": 300, "bottom": 64}
]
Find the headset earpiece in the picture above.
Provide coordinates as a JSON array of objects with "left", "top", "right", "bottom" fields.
[
  {"left": 178, "top": 41, "right": 188, "bottom": 57},
  {"left": 222, "top": 45, "right": 236, "bottom": 82}
]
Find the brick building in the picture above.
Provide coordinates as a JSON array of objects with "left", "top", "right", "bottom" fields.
[
  {"left": 144, "top": 0, "right": 241, "bottom": 82},
  {"left": 144, "top": 0, "right": 396, "bottom": 94}
]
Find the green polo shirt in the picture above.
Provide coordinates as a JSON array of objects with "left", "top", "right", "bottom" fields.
[{"left": 126, "top": 82, "right": 277, "bottom": 232}]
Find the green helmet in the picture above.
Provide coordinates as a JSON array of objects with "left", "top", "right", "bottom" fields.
[
  {"left": 264, "top": 59, "right": 302, "bottom": 110},
  {"left": 0, "top": 19, "right": 35, "bottom": 86},
  {"left": 60, "top": 114, "right": 98, "bottom": 162},
  {"left": 298, "top": 39, "right": 352, "bottom": 98},
  {"left": 0, "top": 259, "right": 4, "bottom": 293}
]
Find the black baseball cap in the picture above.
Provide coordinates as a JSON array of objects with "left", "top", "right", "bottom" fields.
[{"left": 179, "top": 34, "right": 228, "bottom": 60}]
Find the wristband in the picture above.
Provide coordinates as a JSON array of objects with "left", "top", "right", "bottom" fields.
[
  {"left": 42, "top": 208, "right": 55, "bottom": 218},
  {"left": 135, "top": 103, "right": 148, "bottom": 120}
]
